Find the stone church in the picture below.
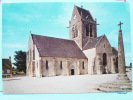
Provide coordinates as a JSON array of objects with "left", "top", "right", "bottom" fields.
[{"left": 26, "top": 5, "right": 118, "bottom": 77}]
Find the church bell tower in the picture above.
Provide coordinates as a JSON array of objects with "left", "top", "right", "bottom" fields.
[{"left": 69, "top": 5, "right": 98, "bottom": 49}]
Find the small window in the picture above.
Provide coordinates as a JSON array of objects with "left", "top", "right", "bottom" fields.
[
  {"left": 33, "top": 50, "right": 35, "bottom": 60},
  {"left": 72, "top": 27, "right": 75, "bottom": 38},
  {"left": 75, "top": 31, "right": 78, "bottom": 37},
  {"left": 60, "top": 61, "right": 62, "bottom": 69},
  {"left": 30, "top": 50, "right": 31, "bottom": 61},
  {"left": 90, "top": 24, "right": 93, "bottom": 37},
  {"left": 75, "top": 26, "right": 78, "bottom": 37},
  {"left": 82, "top": 62, "right": 85, "bottom": 69},
  {"left": 104, "top": 44, "right": 105, "bottom": 48},
  {"left": 72, "top": 26, "right": 78, "bottom": 38},
  {"left": 46, "top": 60, "right": 48, "bottom": 70},
  {"left": 86, "top": 27, "right": 89, "bottom": 36}
]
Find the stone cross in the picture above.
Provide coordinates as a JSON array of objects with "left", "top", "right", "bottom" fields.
[
  {"left": 95, "top": 18, "right": 100, "bottom": 25},
  {"left": 118, "top": 21, "right": 126, "bottom": 74},
  {"left": 118, "top": 21, "right": 123, "bottom": 30},
  {"left": 81, "top": 2, "right": 83, "bottom": 8}
]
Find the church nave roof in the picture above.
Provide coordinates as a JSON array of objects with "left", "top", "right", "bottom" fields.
[{"left": 31, "top": 34, "right": 87, "bottom": 59}]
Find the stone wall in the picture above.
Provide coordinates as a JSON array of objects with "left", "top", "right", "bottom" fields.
[
  {"left": 34, "top": 45, "right": 42, "bottom": 77},
  {"left": 83, "top": 35, "right": 117, "bottom": 75},
  {"left": 69, "top": 11, "right": 83, "bottom": 49},
  {"left": 27, "top": 34, "right": 34, "bottom": 77},
  {"left": 69, "top": 6, "right": 97, "bottom": 49},
  {"left": 27, "top": 34, "right": 88, "bottom": 77},
  {"left": 111, "top": 47, "right": 118, "bottom": 73},
  {"left": 27, "top": 35, "right": 42, "bottom": 77},
  {"left": 83, "top": 48, "right": 96, "bottom": 74},
  {"left": 96, "top": 35, "right": 112, "bottom": 74},
  {"left": 40, "top": 57, "right": 88, "bottom": 77}
]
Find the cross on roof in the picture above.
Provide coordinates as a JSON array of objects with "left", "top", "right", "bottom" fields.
[
  {"left": 95, "top": 18, "right": 100, "bottom": 26},
  {"left": 96, "top": 23, "right": 100, "bottom": 25},
  {"left": 30, "top": 30, "right": 32, "bottom": 34},
  {"left": 118, "top": 21, "right": 123, "bottom": 30},
  {"left": 81, "top": 2, "right": 83, "bottom": 8}
]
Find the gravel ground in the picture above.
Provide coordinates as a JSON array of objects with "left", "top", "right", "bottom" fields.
[{"left": 3, "top": 70, "right": 131, "bottom": 94}]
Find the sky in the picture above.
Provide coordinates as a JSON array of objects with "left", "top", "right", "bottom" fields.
[{"left": 2, "top": 2, "right": 131, "bottom": 66}]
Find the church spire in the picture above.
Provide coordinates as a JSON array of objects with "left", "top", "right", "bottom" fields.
[{"left": 118, "top": 21, "right": 126, "bottom": 74}]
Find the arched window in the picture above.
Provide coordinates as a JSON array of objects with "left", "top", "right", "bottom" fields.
[
  {"left": 86, "top": 26, "right": 89, "bottom": 36},
  {"left": 90, "top": 24, "right": 93, "bottom": 37},
  {"left": 103, "top": 53, "right": 107, "bottom": 66},
  {"left": 72, "top": 27, "right": 75, "bottom": 38},
  {"left": 75, "top": 26, "right": 78, "bottom": 37},
  {"left": 104, "top": 44, "right": 106, "bottom": 48},
  {"left": 60, "top": 61, "right": 62, "bottom": 69},
  {"left": 82, "top": 62, "right": 85, "bottom": 69},
  {"left": 75, "top": 30, "right": 78, "bottom": 37},
  {"left": 30, "top": 50, "right": 31, "bottom": 61},
  {"left": 72, "top": 26, "right": 78, "bottom": 38},
  {"left": 46, "top": 60, "right": 48, "bottom": 70},
  {"left": 33, "top": 49, "right": 35, "bottom": 60}
]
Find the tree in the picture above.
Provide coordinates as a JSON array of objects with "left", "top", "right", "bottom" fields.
[
  {"left": 12, "top": 67, "right": 15, "bottom": 69},
  {"left": 13, "top": 50, "right": 26, "bottom": 73}
]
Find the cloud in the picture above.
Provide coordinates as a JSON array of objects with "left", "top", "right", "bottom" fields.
[
  {"left": 3, "top": 12, "right": 28, "bottom": 22},
  {"left": 49, "top": 3, "right": 110, "bottom": 27},
  {"left": 84, "top": 3, "right": 110, "bottom": 19},
  {"left": 3, "top": 29, "right": 16, "bottom": 36},
  {"left": 107, "top": 30, "right": 118, "bottom": 47},
  {"left": 4, "top": 9, "right": 42, "bottom": 23},
  {"left": 3, "top": 43, "right": 27, "bottom": 48},
  {"left": 107, "top": 30, "right": 118, "bottom": 40},
  {"left": 9, "top": 13, "right": 33, "bottom": 22},
  {"left": 107, "top": 29, "right": 130, "bottom": 47},
  {"left": 49, "top": 3, "right": 73, "bottom": 27},
  {"left": 125, "top": 53, "right": 132, "bottom": 58}
]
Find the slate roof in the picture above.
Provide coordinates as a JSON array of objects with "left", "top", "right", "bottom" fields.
[
  {"left": 2, "top": 59, "right": 12, "bottom": 69},
  {"left": 83, "top": 35, "right": 104, "bottom": 50},
  {"left": 76, "top": 6, "right": 94, "bottom": 20},
  {"left": 31, "top": 34, "right": 87, "bottom": 59}
]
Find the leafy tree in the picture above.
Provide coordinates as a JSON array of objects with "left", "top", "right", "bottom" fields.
[{"left": 13, "top": 50, "right": 26, "bottom": 73}]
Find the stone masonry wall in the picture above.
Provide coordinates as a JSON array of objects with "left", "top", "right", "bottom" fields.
[
  {"left": 27, "top": 35, "right": 42, "bottom": 77},
  {"left": 96, "top": 35, "right": 112, "bottom": 74},
  {"left": 41, "top": 57, "right": 88, "bottom": 77}
]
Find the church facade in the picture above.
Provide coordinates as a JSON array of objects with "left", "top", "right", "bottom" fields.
[{"left": 26, "top": 6, "right": 118, "bottom": 77}]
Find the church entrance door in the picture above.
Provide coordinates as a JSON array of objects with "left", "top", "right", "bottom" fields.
[
  {"left": 71, "top": 69, "right": 74, "bottom": 75},
  {"left": 103, "top": 53, "right": 107, "bottom": 73}
]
